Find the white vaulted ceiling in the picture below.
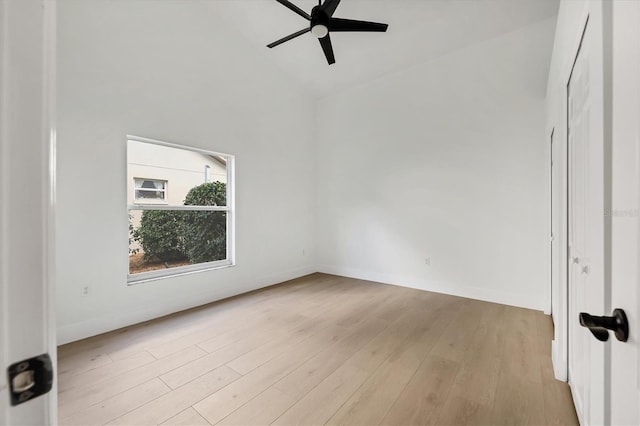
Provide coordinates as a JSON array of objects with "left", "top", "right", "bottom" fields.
[{"left": 208, "top": 0, "right": 560, "bottom": 97}]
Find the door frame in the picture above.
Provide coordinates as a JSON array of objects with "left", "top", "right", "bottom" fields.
[
  {"left": 608, "top": 0, "right": 640, "bottom": 422},
  {"left": 0, "top": 0, "right": 57, "bottom": 423},
  {"left": 549, "top": 127, "right": 555, "bottom": 318}
]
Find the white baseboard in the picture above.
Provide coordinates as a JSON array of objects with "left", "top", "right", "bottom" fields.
[
  {"left": 552, "top": 338, "right": 568, "bottom": 381},
  {"left": 317, "top": 264, "right": 545, "bottom": 311},
  {"left": 57, "top": 265, "right": 316, "bottom": 345}
]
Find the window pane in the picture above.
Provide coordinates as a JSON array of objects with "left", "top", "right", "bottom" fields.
[
  {"left": 129, "top": 210, "right": 227, "bottom": 274},
  {"left": 135, "top": 189, "right": 165, "bottom": 200},
  {"left": 134, "top": 179, "right": 165, "bottom": 190},
  {"left": 134, "top": 179, "right": 166, "bottom": 201},
  {"left": 128, "top": 140, "right": 227, "bottom": 207}
]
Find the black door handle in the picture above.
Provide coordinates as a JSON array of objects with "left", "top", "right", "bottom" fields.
[{"left": 579, "top": 309, "right": 629, "bottom": 342}]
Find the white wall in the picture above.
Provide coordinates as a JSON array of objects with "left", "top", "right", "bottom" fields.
[
  {"left": 56, "top": 0, "right": 317, "bottom": 344},
  {"left": 316, "top": 17, "right": 556, "bottom": 311}
]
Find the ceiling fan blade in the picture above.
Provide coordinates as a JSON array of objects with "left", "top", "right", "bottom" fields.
[
  {"left": 328, "top": 18, "right": 388, "bottom": 32},
  {"left": 274, "top": 0, "right": 311, "bottom": 20},
  {"left": 318, "top": 34, "right": 335, "bottom": 65},
  {"left": 322, "top": 0, "right": 341, "bottom": 17},
  {"left": 267, "top": 28, "right": 311, "bottom": 48}
]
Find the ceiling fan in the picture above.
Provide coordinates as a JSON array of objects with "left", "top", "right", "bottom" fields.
[{"left": 267, "top": 0, "right": 388, "bottom": 65}]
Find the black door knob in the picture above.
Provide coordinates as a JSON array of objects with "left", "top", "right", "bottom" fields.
[{"left": 579, "top": 309, "right": 629, "bottom": 342}]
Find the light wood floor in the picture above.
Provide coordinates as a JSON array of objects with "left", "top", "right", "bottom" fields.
[{"left": 57, "top": 273, "right": 578, "bottom": 425}]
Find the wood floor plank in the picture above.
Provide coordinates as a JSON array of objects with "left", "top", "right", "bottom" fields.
[
  {"left": 271, "top": 316, "right": 388, "bottom": 401},
  {"left": 542, "top": 380, "right": 579, "bottom": 426},
  {"left": 217, "top": 387, "right": 296, "bottom": 425},
  {"left": 59, "top": 304, "right": 233, "bottom": 362},
  {"left": 272, "top": 366, "right": 371, "bottom": 426},
  {"left": 491, "top": 373, "right": 546, "bottom": 425},
  {"left": 225, "top": 315, "right": 332, "bottom": 375},
  {"left": 107, "top": 366, "right": 239, "bottom": 425},
  {"left": 429, "top": 298, "right": 486, "bottom": 362},
  {"left": 443, "top": 302, "right": 506, "bottom": 409},
  {"left": 326, "top": 298, "right": 461, "bottom": 425},
  {"left": 161, "top": 408, "right": 211, "bottom": 426},
  {"left": 58, "top": 351, "right": 156, "bottom": 393},
  {"left": 59, "top": 345, "right": 207, "bottom": 419},
  {"left": 56, "top": 278, "right": 330, "bottom": 363},
  {"left": 151, "top": 284, "right": 341, "bottom": 353},
  {"left": 325, "top": 360, "right": 416, "bottom": 426},
  {"left": 381, "top": 354, "right": 460, "bottom": 425},
  {"left": 67, "top": 275, "right": 329, "bottom": 362},
  {"left": 384, "top": 297, "right": 461, "bottom": 370},
  {"left": 272, "top": 309, "right": 428, "bottom": 425},
  {"left": 438, "top": 306, "right": 505, "bottom": 424},
  {"left": 145, "top": 304, "right": 305, "bottom": 359},
  {"left": 539, "top": 345, "right": 579, "bottom": 425},
  {"left": 59, "top": 378, "right": 171, "bottom": 425},
  {"left": 191, "top": 280, "right": 357, "bottom": 357},
  {"left": 435, "top": 396, "right": 494, "bottom": 426},
  {"left": 500, "top": 306, "right": 544, "bottom": 384},
  {"left": 159, "top": 328, "right": 278, "bottom": 389},
  {"left": 195, "top": 318, "right": 283, "bottom": 354},
  {"left": 57, "top": 350, "right": 113, "bottom": 378},
  {"left": 338, "top": 309, "right": 419, "bottom": 373},
  {"left": 192, "top": 322, "right": 352, "bottom": 424}
]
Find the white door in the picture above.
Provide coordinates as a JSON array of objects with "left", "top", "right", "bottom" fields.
[
  {"left": 0, "top": 0, "right": 57, "bottom": 424},
  {"left": 567, "top": 5, "right": 608, "bottom": 424},
  {"left": 609, "top": 1, "right": 640, "bottom": 424}
]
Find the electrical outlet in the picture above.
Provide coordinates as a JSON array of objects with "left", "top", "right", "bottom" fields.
[
  {"left": 425, "top": 258, "right": 431, "bottom": 266},
  {"left": 81, "top": 286, "right": 89, "bottom": 297}
]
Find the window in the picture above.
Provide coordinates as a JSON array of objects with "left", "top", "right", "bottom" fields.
[
  {"left": 127, "top": 136, "right": 234, "bottom": 283},
  {"left": 134, "top": 178, "right": 167, "bottom": 202}
]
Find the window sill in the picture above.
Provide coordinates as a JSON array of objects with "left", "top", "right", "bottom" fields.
[{"left": 127, "top": 260, "right": 234, "bottom": 285}]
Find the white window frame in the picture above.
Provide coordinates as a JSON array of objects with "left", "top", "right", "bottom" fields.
[
  {"left": 127, "top": 135, "right": 235, "bottom": 284},
  {"left": 133, "top": 178, "right": 168, "bottom": 203}
]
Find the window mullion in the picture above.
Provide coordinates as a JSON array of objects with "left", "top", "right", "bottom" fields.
[{"left": 128, "top": 205, "right": 228, "bottom": 212}]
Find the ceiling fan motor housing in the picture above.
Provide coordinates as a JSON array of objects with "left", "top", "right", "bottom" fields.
[
  {"left": 311, "top": 6, "right": 330, "bottom": 25},
  {"left": 310, "top": 6, "right": 330, "bottom": 36}
]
